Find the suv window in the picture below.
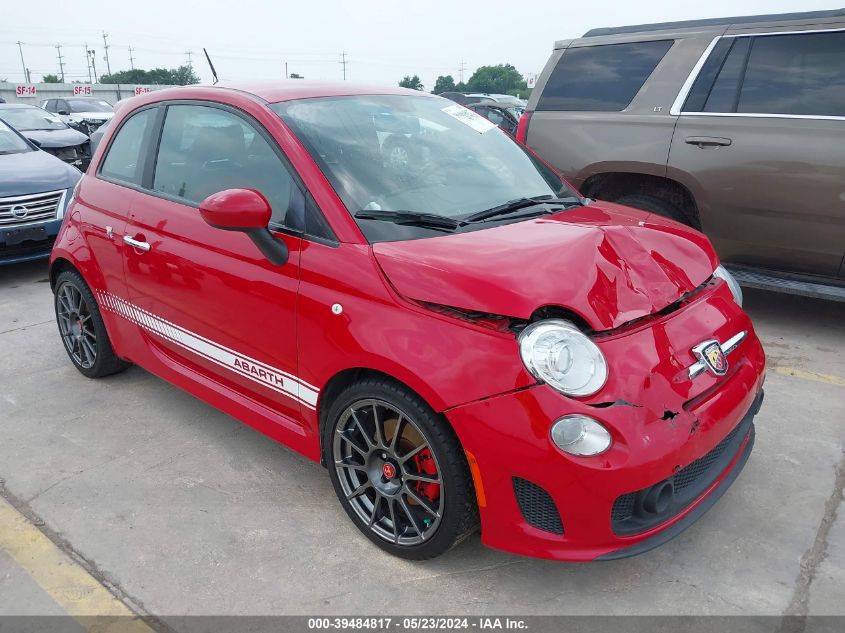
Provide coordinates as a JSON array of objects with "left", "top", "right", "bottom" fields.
[
  {"left": 685, "top": 30, "right": 845, "bottom": 117},
  {"left": 738, "top": 31, "right": 845, "bottom": 117},
  {"left": 153, "top": 104, "right": 301, "bottom": 229},
  {"left": 537, "top": 40, "right": 673, "bottom": 111},
  {"left": 100, "top": 108, "right": 156, "bottom": 185}
]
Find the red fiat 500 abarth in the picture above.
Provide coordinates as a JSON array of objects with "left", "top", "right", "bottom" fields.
[{"left": 50, "top": 84, "right": 765, "bottom": 561}]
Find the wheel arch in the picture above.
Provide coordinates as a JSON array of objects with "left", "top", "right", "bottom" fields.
[
  {"left": 316, "top": 366, "right": 463, "bottom": 467},
  {"left": 580, "top": 171, "right": 702, "bottom": 229}
]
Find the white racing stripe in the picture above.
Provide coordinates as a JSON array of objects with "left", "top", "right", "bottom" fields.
[{"left": 97, "top": 290, "right": 319, "bottom": 410}]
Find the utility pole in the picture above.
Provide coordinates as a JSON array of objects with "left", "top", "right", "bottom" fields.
[
  {"left": 84, "top": 43, "right": 93, "bottom": 83},
  {"left": 128, "top": 45, "right": 135, "bottom": 70},
  {"left": 16, "top": 41, "right": 27, "bottom": 82},
  {"left": 459, "top": 60, "right": 466, "bottom": 84},
  {"left": 339, "top": 51, "right": 347, "bottom": 80},
  {"left": 285, "top": 61, "right": 288, "bottom": 79},
  {"left": 102, "top": 31, "right": 112, "bottom": 77},
  {"left": 89, "top": 49, "right": 98, "bottom": 83},
  {"left": 185, "top": 50, "right": 193, "bottom": 69},
  {"left": 56, "top": 44, "right": 65, "bottom": 82}
]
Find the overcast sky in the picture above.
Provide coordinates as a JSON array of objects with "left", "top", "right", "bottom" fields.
[{"left": 1, "top": 0, "right": 838, "bottom": 90}]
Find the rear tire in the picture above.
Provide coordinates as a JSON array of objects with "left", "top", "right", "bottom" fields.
[
  {"left": 54, "top": 270, "right": 130, "bottom": 378},
  {"left": 614, "top": 194, "right": 691, "bottom": 226},
  {"left": 323, "top": 377, "right": 478, "bottom": 560}
]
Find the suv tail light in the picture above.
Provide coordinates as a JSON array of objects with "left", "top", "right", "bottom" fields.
[{"left": 516, "top": 111, "right": 532, "bottom": 144}]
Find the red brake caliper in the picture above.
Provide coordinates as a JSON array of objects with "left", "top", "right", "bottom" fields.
[{"left": 412, "top": 448, "right": 441, "bottom": 503}]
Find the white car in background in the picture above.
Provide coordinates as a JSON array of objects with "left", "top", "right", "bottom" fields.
[
  {"left": 465, "top": 93, "right": 527, "bottom": 112},
  {"left": 39, "top": 97, "right": 114, "bottom": 135}
]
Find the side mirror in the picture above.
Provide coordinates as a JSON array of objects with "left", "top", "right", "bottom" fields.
[
  {"left": 199, "top": 189, "right": 289, "bottom": 266},
  {"left": 57, "top": 109, "right": 70, "bottom": 116},
  {"left": 29, "top": 138, "right": 42, "bottom": 148}
]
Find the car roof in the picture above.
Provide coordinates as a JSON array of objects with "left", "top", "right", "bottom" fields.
[
  {"left": 582, "top": 8, "right": 845, "bottom": 37},
  {"left": 213, "top": 79, "right": 433, "bottom": 103},
  {"left": 0, "top": 103, "right": 35, "bottom": 109}
]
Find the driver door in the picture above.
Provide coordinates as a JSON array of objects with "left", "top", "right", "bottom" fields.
[{"left": 122, "top": 102, "right": 311, "bottom": 429}]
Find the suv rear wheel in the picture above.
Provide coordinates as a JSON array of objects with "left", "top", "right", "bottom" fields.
[
  {"left": 614, "top": 194, "right": 690, "bottom": 226},
  {"left": 324, "top": 377, "right": 478, "bottom": 559}
]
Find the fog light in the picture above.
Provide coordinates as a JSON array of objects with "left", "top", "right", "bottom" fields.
[{"left": 550, "top": 415, "right": 612, "bottom": 456}]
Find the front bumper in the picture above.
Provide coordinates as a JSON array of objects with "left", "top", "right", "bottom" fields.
[
  {"left": 446, "top": 288, "right": 766, "bottom": 561},
  {"left": 0, "top": 218, "right": 63, "bottom": 266}
]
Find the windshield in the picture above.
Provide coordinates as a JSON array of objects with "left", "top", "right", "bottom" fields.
[
  {"left": 0, "top": 107, "right": 67, "bottom": 131},
  {"left": 271, "top": 95, "right": 574, "bottom": 242},
  {"left": 68, "top": 99, "right": 113, "bottom": 113},
  {"left": 0, "top": 120, "right": 33, "bottom": 154}
]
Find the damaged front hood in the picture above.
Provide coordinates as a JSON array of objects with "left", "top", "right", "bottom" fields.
[{"left": 372, "top": 202, "right": 719, "bottom": 331}]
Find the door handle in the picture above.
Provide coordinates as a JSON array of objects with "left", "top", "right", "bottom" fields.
[
  {"left": 123, "top": 235, "right": 151, "bottom": 252},
  {"left": 685, "top": 136, "right": 732, "bottom": 148}
]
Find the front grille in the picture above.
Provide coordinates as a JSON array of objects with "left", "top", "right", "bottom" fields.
[
  {"left": 610, "top": 407, "right": 755, "bottom": 536},
  {"left": 0, "top": 190, "right": 64, "bottom": 227},
  {"left": 674, "top": 423, "right": 742, "bottom": 493},
  {"left": 513, "top": 477, "right": 564, "bottom": 535},
  {"left": 0, "top": 234, "right": 56, "bottom": 258}
]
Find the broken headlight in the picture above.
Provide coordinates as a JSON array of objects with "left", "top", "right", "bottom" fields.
[
  {"left": 518, "top": 319, "right": 607, "bottom": 397},
  {"left": 713, "top": 265, "right": 743, "bottom": 306}
]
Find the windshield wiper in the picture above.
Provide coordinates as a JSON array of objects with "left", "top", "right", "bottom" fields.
[
  {"left": 460, "top": 195, "right": 582, "bottom": 225},
  {"left": 355, "top": 209, "right": 459, "bottom": 231}
]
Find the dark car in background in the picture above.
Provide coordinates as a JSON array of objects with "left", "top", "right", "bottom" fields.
[
  {"left": 465, "top": 100, "right": 521, "bottom": 135},
  {"left": 0, "top": 104, "right": 91, "bottom": 169},
  {"left": 40, "top": 97, "right": 114, "bottom": 136},
  {"left": 0, "top": 119, "right": 80, "bottom": 265},
  {"left": 521, "top": 9, "right": 845, "bottom": 301}
]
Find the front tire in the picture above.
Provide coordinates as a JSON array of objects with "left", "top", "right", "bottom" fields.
[
  {"left": 54, "top": 270, "right": 129, "bottom": 378},
  {"left": 323, "top": 377, "right": 478, "bottom": 560}
]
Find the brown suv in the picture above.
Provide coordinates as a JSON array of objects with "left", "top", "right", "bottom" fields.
[{"left": 520, "top": 9, "right": 845, "bottom": 300}]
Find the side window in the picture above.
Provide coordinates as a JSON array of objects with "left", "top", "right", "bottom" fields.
[
  {"left": 703, "top": 38, "right": 751, "bottom": 113},
  {"left": 57, "top": 100, "right": 69, "bottom": 114},
  {"left": 485, "top": 108, "right": 505, "bottom": 125},
  {"left": 153, "top": 104, "right": 299, "bottom": 228},
  {"left": 738, "top": 31, "right": 845, "bottom": 117},
  {"left": 44, "top": 100, "right": 57, "bottom": 113},
  {"left": 100, "top": 108, "right": 156, "bottom": 185},
  {"left": 536, "top": 40, "right": 673, "bottom": 111}
]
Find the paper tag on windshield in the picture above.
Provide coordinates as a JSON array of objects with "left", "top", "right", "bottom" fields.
[{"left": 441, "top": 104, "right": 497, "bottom": 134}]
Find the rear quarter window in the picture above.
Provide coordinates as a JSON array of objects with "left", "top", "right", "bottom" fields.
[{"left": 537, "top": 40, "right": 673, "bottom": 111}]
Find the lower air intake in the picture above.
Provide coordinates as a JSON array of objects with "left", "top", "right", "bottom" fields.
[{"left": 512, "top": 477, "right": 564, "bottom": 535}]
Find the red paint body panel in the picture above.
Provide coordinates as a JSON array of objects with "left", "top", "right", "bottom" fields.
[
  {"left": 374, "top": 202, "right": 719, "bottom": 331},
  {"left": 50, "top": 83, "right": 766, "bottom": 561}
]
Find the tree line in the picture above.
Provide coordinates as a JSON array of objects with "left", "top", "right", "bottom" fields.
[
  {"left": 399, "top": 64, "right": 529, "bottom": 97},
  {"left": 41, "top": 66, "right": 200, "bottom": 85}
]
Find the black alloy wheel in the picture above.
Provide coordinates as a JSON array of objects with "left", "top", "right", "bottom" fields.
[
  {"left": 54, "top": 270, "right": 129, "bottom": 378},
  {"left": 325, "top": 378, "right": 478, "bottom": 559}
]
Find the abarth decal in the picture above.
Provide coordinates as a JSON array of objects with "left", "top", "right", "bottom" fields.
[{"left": 96, "top": 291, "right": 319, "bottom": 409}]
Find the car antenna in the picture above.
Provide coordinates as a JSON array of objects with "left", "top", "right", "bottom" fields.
[{"left": 203, "top": 48, "right": 218, "bottom": 85}]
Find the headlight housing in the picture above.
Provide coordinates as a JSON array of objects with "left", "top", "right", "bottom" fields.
[
  {"left": 518, "top": 319, "right": 608, "bottom": 396},
  {"left": 713, "top": 265, "right": 743, "bottom": 306},
  {"left": 550, "top": 415, "right": 612, "bottom": 456}
]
